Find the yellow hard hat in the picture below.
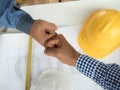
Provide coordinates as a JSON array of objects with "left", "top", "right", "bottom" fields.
[{"left": 78, "top": 9, "right": 120, "bottom": 59}]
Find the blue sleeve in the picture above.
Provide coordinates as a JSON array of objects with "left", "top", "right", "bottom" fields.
[
  {"left": 0, "top": 0, "right": 34, "bottom": 34},
  {"left": 76, "top": 54, "right": 120, "bottom": 90}
]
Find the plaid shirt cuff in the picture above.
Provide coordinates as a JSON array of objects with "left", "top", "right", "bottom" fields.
[{"left": 76, "top": 54, "right": 99, "bottom": 78}]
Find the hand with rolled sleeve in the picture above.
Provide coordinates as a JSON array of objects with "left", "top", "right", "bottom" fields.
[
  {"left": 0, "top": 0, "right": 57, "bottom": 46},
  {"left": 44, "top": 34, "right": 120, "bottom": 90}
]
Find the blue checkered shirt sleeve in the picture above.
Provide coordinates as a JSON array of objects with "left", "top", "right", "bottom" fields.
[{"left": 76, "top": 54, "right": 120, "bottom": 90}]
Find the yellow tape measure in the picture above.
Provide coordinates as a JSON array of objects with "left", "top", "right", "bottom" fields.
[{"left": 25, "top": 36, "right": 32, "bottom": 90}]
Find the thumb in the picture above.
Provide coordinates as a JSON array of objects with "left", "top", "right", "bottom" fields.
[{"left": 44, "top": 47, "right": 58, "bottom": 57}]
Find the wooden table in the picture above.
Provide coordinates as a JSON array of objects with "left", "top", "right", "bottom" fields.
[{"left": 24, "top": 0, "right": 75, "bottom": 5}]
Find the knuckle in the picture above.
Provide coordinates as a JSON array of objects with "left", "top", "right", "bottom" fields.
[{"left": 51, "top": 24, "right": 57, "bottom": 29}]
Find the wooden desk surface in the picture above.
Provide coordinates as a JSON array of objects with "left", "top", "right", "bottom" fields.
[{"left": 24, "top": 0, "right": 75, "bottom": 5}]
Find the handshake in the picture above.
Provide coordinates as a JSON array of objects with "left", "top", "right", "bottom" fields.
[{"left": 30, "top": 20, "right": 80, "bottom": 66}]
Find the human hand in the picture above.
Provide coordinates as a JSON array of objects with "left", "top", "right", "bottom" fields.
[
  {"left": 30, "top": 20, "right": 57, "bottom": 46},
  {"left": 44, "top": 34, "right": 80, "bottom": 66}
]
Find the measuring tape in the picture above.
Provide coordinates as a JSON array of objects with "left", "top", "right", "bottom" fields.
[
  {"left": 14, "top": 0, "right": 32, "bottom": 89},
  {"left": 14, "top": 1, "right": 32, "bottom": 89},
  {"left": 26, "top": 36, "right": 32, "bottom": 90}
]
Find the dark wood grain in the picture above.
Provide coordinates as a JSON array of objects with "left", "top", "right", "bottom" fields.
[{"left": 24, "top": 0, "right": 75, "bottom": 5}]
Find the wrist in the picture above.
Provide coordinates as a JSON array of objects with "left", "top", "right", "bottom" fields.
[
  {"left": 71, "top": 51, "right": 80, "bottom": 66},
  {"left": 30, "top": 20, "right": 39, "bottom": 36}
]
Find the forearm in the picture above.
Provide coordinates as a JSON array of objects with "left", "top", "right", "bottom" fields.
[
  {"left": 0, "top": 0, "right": 34, "bottom": 34},
  {"left": 76, "top": 54, "right": 120, "bottom": 90}
]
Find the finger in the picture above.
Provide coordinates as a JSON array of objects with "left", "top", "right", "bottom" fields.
[
  {"left": 44, "top": 47, "right": 58, "bottom": 57},
  {"left": 48, "top": 23, "right": 58, "bottom": 31},
  {"left": 46, "top": 38, "right": 61, "bottom": 48},
  {"left": 45, "top": 31, "right": 56, "bottom": 40},
  {"left": 45, "top": 34, "right": 62, "bottom": 48}
]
